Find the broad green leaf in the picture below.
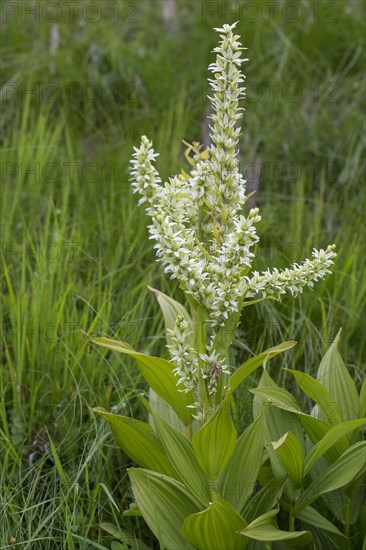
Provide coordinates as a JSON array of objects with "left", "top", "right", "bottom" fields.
[
  {"left": 251, "top": 386, "right": 302, "bottom": 416},
  {"left": 296, "top": 506, "right": 349, "bottom": 550},
  {"left": 128, "top": 468, "right": 200, "bottom": 550},
  {"left": 251, "top": 384, "right": 348, "bottom": 459},
  {"left": 296, "top": 441, "right": 366, "bottom": 512},
  {"left": 219, "top": 416, "right": 264, "bottom": 512},
  {"left": 300, "top": 414, "right": 348, "bottom": 461},
  {"left": 148, "top": 388, "right": 185, "bottom": 432},
  {"left": 152, "top": 413, "right": 209, "bottom": 505},
  {"left": 148, "top": 286, "right": 193, "bottom": 345},
  {"left": 91, "top": 338, "right": 194, "bottom": 425},
  {"left": 181, "top": 499, "right": 247, "bottom": 550},
  {"left": 243, "top": 476, "right": 287, "bottom": 523},
  {"left": 192, "top": 394, "right": 237, "bottom": 477},
  {"left": 304, "top": 418, "right": 366, "bottom": 475},
  {"left": 229, "top": 341, "right": 297, "bottom": 396},
  {"left": 317, "top": 331, "right": 359, "bottom": 422},
  {"left": 239, "top": 508, "right": 311, "bottom": 546},
  {"left": 92, "top": 408, "right": 176, "bottom": 478},
  {"left": 271, "top": 431, "right": 303, "bottom": 487},
  {"left": 252, "top": 371, "right": 304, "bottom": 499},
  {"left": 286, "top": 369, "right": 342, "bottom": 424}
]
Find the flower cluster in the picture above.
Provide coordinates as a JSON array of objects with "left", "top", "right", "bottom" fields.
[
  {"left": 166, "top": 315, "right": 198, "bottom": 393},
  {"left": 130, "top": 22, "right": 336, "bottom": 333}
]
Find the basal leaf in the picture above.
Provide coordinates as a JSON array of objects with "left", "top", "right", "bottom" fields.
[
  {"left": 239, "top": 508, "right": 311, "bottom": 546},
  {"left": 317, "top": 331, "right": 359, "bottom": 422},
  {"left": 148, "top": 286, "right": 193, "bottom": 345},
  {"left": 152, "top": 412, "right": 210, "bottom": 505},
  {"left": 286, "top": 369, "right": 342, "bottom": 424},
  {"left": 92, "top": 408, "right": 176, "bottom": 478},
  {"left": 243, "top": 476, "right": 287, "bottom": 523},
  {"left": 128, "top": 468, "right": 200, "bottom": 550},
  {"left": 181, "top": 499, "right": 247, "bottom": 550},
  {"left": 219, "top": 416, "right": 264, "bottom": 512},
  {"left": 229, "top": 341, "right": 297, "bottom": 396},
  {"left": 304, "top": 418, "right": 366, "bottom": 475},
  {"left": 296, "top": 441, "right": 366, "bottom": 512},
  {"left": 192, "top": 394, "right": 237, "bottom": 478},
  {"left": 271, "top": 431, "right": 303, "bottom": 487},
  {"left": 91, "top": 338, "right": 194, "bottom": 425}
]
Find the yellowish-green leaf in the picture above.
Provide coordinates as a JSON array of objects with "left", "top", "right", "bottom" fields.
[
  {"left": 286, "top": 369, "right": 342, "bottom": 424},
  {"left": 148, "top": 286, "right": 193, "bottom": 345},
  {"left": 128, "top": 468, "right": 200, "bottom": 550},
  {"left": 296, "top": 506, "right": 348, "bottom": 550},
  {"left": 91, "top": 338, "right": 194, "bottom": 425},
  {"left": 317, "top": 330, "right": 359, "bottom": 422},
  {"left": 250, "top": 386, "right": 302, "bottom": 416},
  {"left": 219, "top": 416, "right": 264, "bottom": 512},
  {"left": 243, "top": 476, "right": 287, "bottom": 523},
  {"left": 304, "top": 418, "right": 366, "bottom": 475},
  {"left": 296, "top": 441, "right": 366, "bottom": 512},
  {"left": 271, "top": 431, "right": 303, "bottom": 487},
  {"left": 148, "top": 388, "right": 185, "bottom": 432},
  {"left": 239, "top": 508, "right": 311, "bottom": 546},
  {"left": 229, "top": 341, "right": 297, "bottom": 396},
  {"left": 92, "top": 408, "right": 176, "bottom": 478},
  {"left": 152, "top": 413, "right": 209, "bottom": 505},
  {"left": 181, "top": 499, "right": 248, "bottom": 550},
  {"left": 192, "top": 394, "right": 237, "bottom": 478}
]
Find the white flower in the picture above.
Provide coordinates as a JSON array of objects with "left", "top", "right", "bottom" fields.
[{"left": 129, "top": 22, "right": 336, "bottom": 331}]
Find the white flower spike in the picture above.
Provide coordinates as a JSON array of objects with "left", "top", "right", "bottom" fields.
[{"left": 130, "top": 21, "right": 336, "bottom": 345}]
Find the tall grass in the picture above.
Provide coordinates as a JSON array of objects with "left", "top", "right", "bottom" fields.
[{"left": 1, "top": 1, "right": 365, "bottom": 547}]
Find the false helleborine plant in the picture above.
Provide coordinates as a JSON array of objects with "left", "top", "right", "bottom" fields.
[{"left": 92, "top": 22, "right": 365, "bottom": 550}]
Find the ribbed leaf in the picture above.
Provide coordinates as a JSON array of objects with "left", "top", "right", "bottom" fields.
[
  {"left": 251, "top": 386, "right": 302, "bottom": 416},
  {"left": 243, "top": 476, "right": 287, "bottom": 523},
  {"left": 152, "top": 413, "right": 209, "bottom": 505},
  {"left": 181, "top": 499, "right": 247, "bottom": 550},
  {"left": 92, "top": 408, "right": 176, "bottom": 477},
  {"left": 192, "top": 394, "right": 237, "bottom": 477},
  {"left": 271, "top": 431, "right": 303, "bottom": 487},
  {"left": 128, "top": 468, "right": 200, "bottom": 550},
  {"left": 251, "top": 384, "right": 348, "bottom": 460},
  {"left": 296, "top": 441, "right": 366, "bottom": 512},
  {"left": 148, "top": 388, "right": 185, "bottom": 432},
  {"left": 252, "top": 371, "right": 304, "bottom": 499},
  {"left": 91, "top": 338, "right": 194, "bottom": 425},
  {"left": 229, "top": 341, "right": 297, "bottom": 395},
  {"left": 239, "top": 508, "right": 311, "bottom": 545},
  {"left": 296, "top": 506, "right": 348, "bottom": 550},
  {"left": 148, "top": 286, "right": 193, "bottom": 345},
  {"left": 304, "top": 418, "right": 366, "bottom": 475},
  {"left": 219, "top": 416, "right": 264, "bottom": 512},
  {"left": 300, "top": 415, "right": 348, "bottom": 461},
  {"left": 286, "top": 369, "right": 342, "bottom": 424},
  {"left": 317, "top": 331, "right": 359, "bottom": 422}
]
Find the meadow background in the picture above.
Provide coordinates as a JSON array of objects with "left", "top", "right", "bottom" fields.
[{"left": 1, "top": 0, "right": 365, "bottom": 548}]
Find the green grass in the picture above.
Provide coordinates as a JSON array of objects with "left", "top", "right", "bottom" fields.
[{"left": 1, "top": 1, "right": 365, "bottom": 548}]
